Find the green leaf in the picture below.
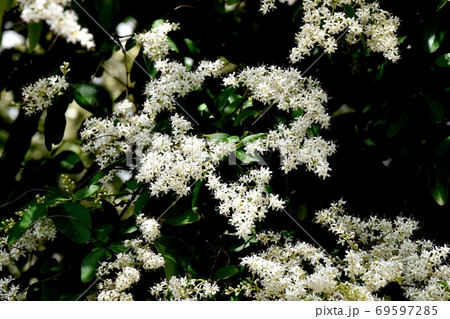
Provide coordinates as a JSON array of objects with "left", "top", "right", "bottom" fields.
[
  {"left": 119, "top": 217, "right": 139, "bottom": 235},
  {"left": 7, "top": 203, "right": 49, "bottom": 245},
  {"left": 217, "top": 87, "right": 235, "bottom": 111},
  {"left": 73, "top": 185, "right": 99, "bottom": 201},
  {"left": 221, "top": 98, "right": 244, "bottom": 119},
  {"left": 435, "top": 137, "right": 450, "bottom": 157},
  {"left": 214, "top": 265, "right": 239, "bottom": 280},
  {"left": 93, "top": 224, "right": 114, "bottom": 241},
  {"left": 386, "top": 103, "right": 412, "bottom": 138},
  {"left": 235, "top": 148, "right": 262, "bottom": 164},
  {"left": 81, "top": 249, "right": 106, "bottom": 283},
  {"left": 27, "top": 21, "right": 43, "bottom": 53},
  {"left": 134, "top": 188, "right": 150, "bottom": 216},
  {"left": 155, "top": 236, "right": 197, "bottom": 274},
  {"left": 162, "top": 256, "right": 179, "bottom": 279},
  {"left": 436, "top": 53, "right": 450, "bottom": 67},
  {"left": 307, "top": 123, "right": 321, "bottom": 138},
  {"left": 420, "top": 92, "right": 445, "bottom": 123},
  {"left": 44, "top": 94, "right": 71, "bottom": 151},
  {"left": 55, "top": 151, "right": 83, "bottom": 173},
  {"left": 167, "top": 36, "right": 179, "bottom": 53},
  {"left": 152, "top": 18, "right": 166, "bottom": 28},
  {"left": 424, "top": 30, "right": 446, "bottom": 54},
  {"left": 437, "top": 0, "right": 447, "bottom": 11},
  {"left": 191, "top": 180, "right": 203, "bottom": 208},
  {"left": 184, "top": 38, "right": 201, "bottom": 55},
  {"left": 206, "top": 133, "right": 230, "bottom": 143},
  {"left": 428, "top": 166, "right": 449, "bottom": 206},
  {"left": 241, "top": 133, "right": 267, "bottom": 145},
  {"left": 52, "top": 202, "right": 92, "bottom": 243},
  {"left": 292, "top": 2, "right": 303, "bottom": 22},
  {"left": 227, "top": 135, "right": 240, "bottom": 144},
  {"left": 109, "top": 242, "right": 128, "bottom": 253},
  {"left": 165, "top": 208, "right": 200, "bottom": 226},
  {"left": 69, "top": 83, "right": 112, "bottom": 116},
  {"left": 342, "top": 4, "right": 356, "bottom": 19},
  {"left": 234, "top": 109, "right": 258, "bottom": 126},
  {"left": 92, "top": 0, "right": 121, "bottom": 31}
]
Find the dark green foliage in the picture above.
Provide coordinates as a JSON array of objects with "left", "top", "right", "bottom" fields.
[{"left": 1, "top": 0, "right": 450, "bottom": 301}]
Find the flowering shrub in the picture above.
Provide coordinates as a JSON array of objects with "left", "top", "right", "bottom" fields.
[{"left": 0, "top": 0, "right": 449, "bottom": 301}]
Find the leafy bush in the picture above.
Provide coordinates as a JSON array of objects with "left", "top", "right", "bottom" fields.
[{"left": 0, "top": 0, "right": 449, "bottom": 301}]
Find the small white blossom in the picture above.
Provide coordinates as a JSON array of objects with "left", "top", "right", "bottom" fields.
[
  {"left": 134, "top": 22, "right": 179, "bottom": 61},
  {"left": 21, "top": 62, "right": 70, "bottom": 116},
  {"left": 0, "top": 276, "right": 20, "bottom": 301},
  {"left": 150, "top": 276, "right": 219, "bottom": 300},
  {"left": 17, "top": 0, "right": 95, "bottom": 49}
]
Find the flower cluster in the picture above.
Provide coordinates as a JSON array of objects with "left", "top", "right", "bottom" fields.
[
  {"left": 206, "top": 167, "right": 284, "bottom": 239},
  {"left": 17, "top": 0, "right": 95, "bottom": 49},
  {"left": 232, "top": 201, "right": 450, "bottom": 301},
  {"left": 134, "top": 21, "right": 180, "bottom": 61},
  {"left": 260, "top": 0, "right": 400, "bottom": 63},
  {"left": 143, "top": 59, "right": 224, "bottom": 118},
  {"left": 150, "top": 276, "right": 220, "bottom": 300},
  {"left": 21, "top": 62, "right": 70, "bottom": 116},
  {"left": 0, "top": 215, "right": 57, "bottom": 300},
  {"left": 0, "top": 276, "right": 20, "bottom": 301},
  {"left": 0, "top": 218, "right": 57, "bottom": 272},
  {"left": 224, "top": 65, "right": 336, "bottom": 176},
  {"left": 96, "top": 214, "right": 165, "bottom": 301},
  {"left": 81, "top": 99, "right": 155, "bottom": 168}
]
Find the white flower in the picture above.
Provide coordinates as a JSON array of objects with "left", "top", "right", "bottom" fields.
[
  {"left": 134, "top": 22, "right": 179, "bottom": 61},
  {"left": 236, "top": 202, "right": 450, "bottom": 300},
  {"left": 136, "top": 215, "right": 160, "bottom": 243},
  {"left": 21, "top": 62, "right": 70, "bottom": 116},
  {"left": 17, "top": 0, "right": 95, "bottom": 49},
  {"left": 115, "top": 266, "right": 140, "bottom": 292},
  {"left": 0, "top": 276, "right": 20, "bottom": 301},
  {"left": 150, "top": 276, "right": 219, "bottom": 300}
]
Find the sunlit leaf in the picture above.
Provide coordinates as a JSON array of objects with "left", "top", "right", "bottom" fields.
[
  {"left": 428, "top": 166, "right": 449, "bottom": 206},
  {"left": 437, "top": 0, "right": 447, "bottom": 11},
  {"left": 436, "top": 53, "right": 450, "bottom": 67},
  {"left": 27, "top": 21, "right": 43, "bottom": 53},
  {"left": 7, "top": 203, "right": 49, "bottom": 245},
  {"left": 424, "top": 30, "right": 446, "bottom": 54},
  {"left": 69, "top": 83, "right": 112, "bottom": 116},
  {"left": 214, "top": 265, "right": 239, "bottom": 280},
  {"left": 81, "top": 249, "right": 106, "bottom": 283},
  {"left": 73, "top": 185, "right": 99, "bottom": 201},
  {"left": 165, "top": 208, "right": 200, "bottom": 226}
]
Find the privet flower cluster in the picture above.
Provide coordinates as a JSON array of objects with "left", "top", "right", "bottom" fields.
[
  {"left": 79, "top": 1, "right": 402, "bottom": 301},
  {"left": 224, "top": 66, "right": 335, "bottom": 176},
  {"left": 134, "top": 22, "right": 180, "bottom": 62},
  {"left": 81, "top": 20, "right": 336, "bottom": 238},
  {"left": 17, "top": 0, "right": 95, "bottom": 49},
  {"left": 150, "top": 277, "right": 220, "bottom": 300},
  {"left": 96, "top": 214, "right": 219, "bottom": 301},
  {"left": 231, "top": 201, "right": 450, "bottom": 301},
  {"left": 21, "top": 62, "right": 70, "bottom": 116},
  {"left": 0, "top": 215, "right": 57, "bottom": 301},
  {"left": 96, "top": 215, "right": 165, "bottom": 301},
  {"left": 206, "top": 168, "right": 284, "bottom": 238},
  {"left": 0, "top": 217, "right": 57, "bottom": 272},
  {"left": 260, "top": 0, "right": 400, "bottom": 63},
  {"left": 0, "top": 276, "right": 20, "bottom": 301}
]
